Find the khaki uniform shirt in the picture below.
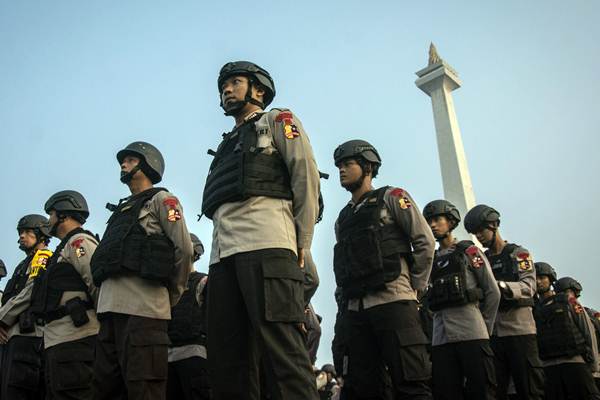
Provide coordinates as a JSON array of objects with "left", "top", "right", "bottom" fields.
[
  {"left": 431, "top": 243, "right": 500, "bottom": 346},
  {"left": 489, "top": 244, "right": 537, "bottom": 337},
  {"left": 335, "top": 187, "right": 435, "bottom": 311},
  {"left": 0, "top": 251, "right": 49, "bottom": 340},
  {"left": 209, "top": 109, "right": 320, "bottom": 265},
  {"left": 43, "top": 232, "right": 100, "bottom": 349},
  {"left": 97, "top": 189, "right": 194, "bottom": 319}
]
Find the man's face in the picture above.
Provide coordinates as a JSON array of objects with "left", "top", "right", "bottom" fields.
[
  {"left": 18, "top": 228, "right": 37, "bottom": 250},
  {"left": 428, "top": 215, "right": 451, "bottom": 240},
  {"left": 536, "top": 275, "right": 551, "bottom": 293},
  {"left": 120, "top": 155, "right": 141, "bottom": 176},
  {"left": 220, "top": 75, "right": 264, "bottom": 114},
  {"left": 474, "top": 227, "right": 494, "bottom": 248},
  {"left": 337, "top": 159, "right": 363, "bottom": 189}
]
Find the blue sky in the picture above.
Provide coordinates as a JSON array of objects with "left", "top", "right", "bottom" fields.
[{"left": 1, "top": 1, "right": 599, "bottom": 364}]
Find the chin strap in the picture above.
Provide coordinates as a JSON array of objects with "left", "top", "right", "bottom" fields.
[
  {"left": 221, "top": 78, "right": 265, "bottom": 116},
  {"left": 120, "top": 165, "right": 141, "bottom": 184}
]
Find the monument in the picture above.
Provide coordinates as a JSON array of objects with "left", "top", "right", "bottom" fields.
[{"left": 415, "top": 43, "right": 476, "bottom": 240}]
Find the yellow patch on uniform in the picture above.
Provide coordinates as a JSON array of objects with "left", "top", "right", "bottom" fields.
[
  {"left": 398, "top": 197, "right": 412, "bottom": 209},
  {"left": 29, "top": 249, "right": 53, "bottom": 278},
  {"left": 518, "top": 259, "right": 532, "bottom": 271},
  {"left": 167, "top": 208, "right": 181, "bottom": 222},
  {"left": 75, "top": 247, "right": 86, "bottom": 258}
]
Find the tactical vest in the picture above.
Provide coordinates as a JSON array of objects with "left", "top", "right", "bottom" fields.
[
  {"left": 30, "top": 228, "right": 95, "bottom": 324},
  {"left": 1, "top": 255, "right": 33, "bottom": 306},
  {"left": 486, "top": 243, "right": 534, "bottom": 310},
  {"left": 534, "top": 294, "right": 587, "bottom": 360},
  {"left": 168, "top": 272, "right": 207, "bottom": 347},
  {"left": 201, "top": 114, "right": 293, "bottom": 219},
  {"left": 428, "top": 241, "right": 483, "bottom": 312},
  {"left": 333, "top": 187, "right": 411, "bottom": 299},
  {"left": 90, "top": 188, "right": 175, "bottom": 286}
]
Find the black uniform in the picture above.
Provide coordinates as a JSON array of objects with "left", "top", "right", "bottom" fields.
[
  {"left": 534, "top": 294, "right": 600, "bottom": 399},
  {"left": 333, "top": 187, "right": 435, "bottom": 399},
  {"left": 166, "top": 271, "right": 210, "bottom": 400}
]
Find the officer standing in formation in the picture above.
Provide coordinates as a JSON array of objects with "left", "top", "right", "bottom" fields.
[
  {"left": 202, "top": 61, "right": 320, "bottom": 400},
  {"left": 464, "top": 205, "right": 544, "bottom": 400},
  {"left": 31, "top": 191, "right": 100, "bottom": 399},
  {"left": 91, "top": 141, "right": 193, "bottom": 399},
  {"left": 533, "top": 274, "right": 600, "bottom": 399},
  {"left": 166, "top": 233, "right": 210, "bottom": 400},
  {"left": 0, "top": 215, "right": 51, "bottom": 399},
  {"left": 332, "top": 140, "right": 435, "bottom": 399},
  {"left": 422, "top": 200, "right": 500, "bottom": 399}
]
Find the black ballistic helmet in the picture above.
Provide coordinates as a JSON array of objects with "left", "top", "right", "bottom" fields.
[
  {"left": 534, "top": 262, "right": 557, "bottom": 282},
  {"left": 190, "top": 233, "right": 204, "bottom": 262},
  {"left": 117, "top": 141, "right": 165, "bottom": 184},
  {"left": 464, "top": 204, "right": 500, "bottom": 233},
  {"left": 17, "top": 214, "right": 52, "bottom": 237},
  {"left": 334, "top": 140, "right": 382, "bottom": 166},
  {"left": 218, "top": 61, "right": 276, "bottom": 107},
  {"left": 423, "top": 200, "right": 461, "bottom": 224},
  {"left": 44, "top": 190, "right": 90, "bottom": 219},
  {"left": 554, "top": 276, "right": 582, "bottom": 296}
]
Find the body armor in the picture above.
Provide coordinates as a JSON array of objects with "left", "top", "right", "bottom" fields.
[
  {"left": 90, "top": 187, "right": 175, "bottom": 286},
  {"left": 428, "top": 241, "right": 483, "bottom": 311},
  {"left": 534, "top": 294, "right": 587, "bottom": 360},
  {"left": 1, "top": 256, "right": 34, "bottom": 306},
  {"left": 201, "top": 115, "right": 293, "bottom": 219},
  {"left": 30, "top": 228, "right": 95, "bottom": 325},
  {"left": 333, "top": 187, "right": 411, "bottom": 299},
  {"left": 168, "top": 272, "right": 207, "bottom": 346},
  {"left": 486, "top": 243, "right": 534, "bottom": 310}
]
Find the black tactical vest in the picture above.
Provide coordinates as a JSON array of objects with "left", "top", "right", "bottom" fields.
[
  {"left": 486, "top": 243, "right": 534, "bottom": 310},
  {"left": 534, "top": 294, "right": 587, "bottom": 360},
  {"left": 90, "top": 188, "right": 175, "bottom": 286},
  {"left": 428, "top": 241, "right": 483, "bottom": 312},
  {"left": 30, "top": 228, "right": 95, "bottom": 323},
  {"left": 1, "top": 255, "right": 34, "bottom": 306},
  {"left": 168, "top": 271, "right": 207, "bottom": 347},
  {"left": 201, "top": 114, "right": 293, "bottom": 219},
  {"left": 333, "top": 187, "right": 411, "bottom": 299}
]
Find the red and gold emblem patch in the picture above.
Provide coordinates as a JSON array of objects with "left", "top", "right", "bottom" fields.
[
  {"left": 390, "top": 188, "right": 412, "bottom": 209},
  {"left": 465, "top": 245, "right": 484, "bottom": 269},
  {"left": 516, "top": 251, "right": 532, "bottom": 271},
  {"left": 163, "top": 197, "right": 181, "bottom": 222},
  {"left": 275, "top": 111, "right": 300, "bottom": 140}
]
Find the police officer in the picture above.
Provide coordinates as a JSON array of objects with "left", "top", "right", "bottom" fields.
[
  {"left": 464, "top": 205, "right": 544, "bottom": 400},
  {"left": 534, "top": 275, "right": 600, "bottom": 399},
  {"left": 333, "top": 140, "right": 435, "bottom": 399},
  {"left": 318, "top": 364, "right": 339, "bottom": 400},
  {"left": 29, "top": 190, "right": 99, "bottom": 400},
  {"left": 166, "top": 233, "right": 210, "bottom": 400},
  {"left": 422, "top": 200, "right": 500, "bottom": 399},
  {"left": 91, "top": 141, "right": 193, "bottom": 400},
  {"left": 534, "top": 262, "right": 556, "bottom": 305},
  {"left": 202, "top": 61, "right": 320, "bottom": 399},
  {"left": 0, "top": 215, "right": 51, "bottom": 400},
  {"left": 584, "top": 306, "right": 600, "bottom": 391}
]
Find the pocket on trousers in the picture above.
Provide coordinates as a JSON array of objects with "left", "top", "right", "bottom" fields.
[
  {"left": 262, "top": 254, "right": 305, "bottom": 323},
  {"left": 396, "top": 328, "right": 431, "bottom": 381},
  {"left": 126, "top": 329, "right": 170, "bottom": 381},
  {"left": 8, "top": 352, "right": 41, "bottom": 388},
  {"left": 51, "top": 347, "right": 95, "bottom": 391}
]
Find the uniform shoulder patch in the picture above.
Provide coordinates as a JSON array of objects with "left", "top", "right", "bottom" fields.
[
  {"left": 465, "top": 245, "right": 484, "bottom": 269},
  {"left": 29, "top": 249, "right": 52, "bottom": 278},
  {"left": 71, "top": 238, "right": 84, "bottom": 248},
  {"left": 512, "top": 247, "right": 533, "bottom": 271},
  {"left": 568, "top": 296, "right": 584, "bottom": 314},
  {"left": 163, "top": 197, "right": 179, "bottom": 208},
  {"left": 274, "top": 110, "right": 300, "bottom": 140},
  {"left": 389, "top": 188, "right": 411, "bottom": 209}
]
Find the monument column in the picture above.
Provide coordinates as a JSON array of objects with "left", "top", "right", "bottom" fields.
[{"left": 415, "top": 43, "right": 476, "bottom": 240}]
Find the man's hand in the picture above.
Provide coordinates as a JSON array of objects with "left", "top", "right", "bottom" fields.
[
  {"left": 297, "top": 248, "right": 305, "bottom": 269},
  {"left": 0, "top": 326, "right": 9, "bottom": 344}
]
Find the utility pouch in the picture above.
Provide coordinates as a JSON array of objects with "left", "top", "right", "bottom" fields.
[
  {"left": 19, "top": 310, "right": 35, "bottom": 333},
  {"left": 65, "top": 298, "right": 90, "bottom": 327}
]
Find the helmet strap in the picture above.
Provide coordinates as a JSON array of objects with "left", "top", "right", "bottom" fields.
[
  {"left": 120, "top": 165, "right": 141, "bottom": 184},
  {"left": 221, "top": 77, "right": 265, "bottom": 116}
]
